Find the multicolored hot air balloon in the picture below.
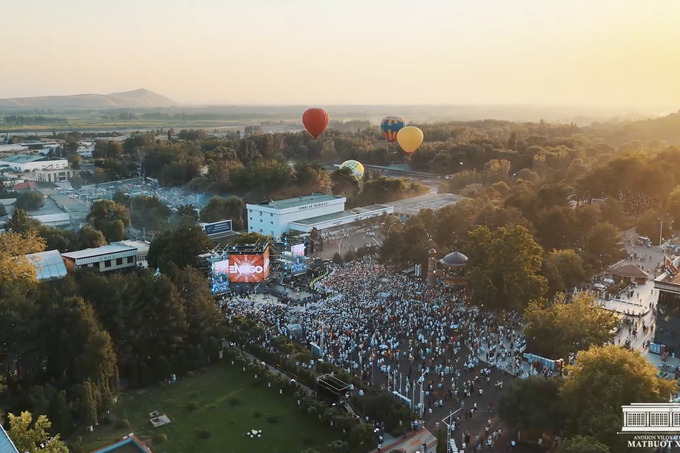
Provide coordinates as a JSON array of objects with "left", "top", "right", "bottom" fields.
[
  {"left": 380, "top": 116, "right": 405, "bottom": 142},
  {"left": 302, "top": 108, "right": 330, "bottom": 139},
  {"left": 396, "top": 126, "right": 424, "bottom": 154},
  {"left": 340, "top": 160, "right": 364, "bottom": 180}
]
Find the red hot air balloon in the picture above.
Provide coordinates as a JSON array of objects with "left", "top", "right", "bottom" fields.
[{"left": 302, "top": 108, "right": 330, "bottom": 139}]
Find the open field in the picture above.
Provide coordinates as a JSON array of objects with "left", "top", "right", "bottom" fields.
[{"left": 80, "top": 363, "right": 339, "bottom": 453}]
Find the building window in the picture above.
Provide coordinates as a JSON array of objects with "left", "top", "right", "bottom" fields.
[
  {"left": 116, "top": 258, "right": 123, "bottom": 265},
  {"left": 673, "top": 413, "right": 680, "bottom": 426},
  {"left": 650, "top": 412, "right": 669, "bottom": 427},
  {"left": 104, "top": 260, "right": 111, "bottom": 268},
  {"left": 626, "top": 413, "right": 646, "bottom": 427},
  {"left": 250, "top": 217, "right": 252, "bottom": 221},
  {"left": 127, "top": 256, "right": 134, "bottom": 264},
  {"left": 271, "top": 221, "right": 273, "bottom": 224},
  {"left": 270, "top": 213, "right": 273, "bottom": 216}
]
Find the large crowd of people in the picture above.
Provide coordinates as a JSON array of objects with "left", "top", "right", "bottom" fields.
[{"left": 222, "top": 256, "right": 535, "bottom": 450}]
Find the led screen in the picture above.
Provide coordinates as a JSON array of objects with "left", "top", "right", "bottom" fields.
[
  {"left": 228, "top": 251, "right": 270, "bottom": 283},
  {"left": 289, "top": 244, "right": 307, "bottom": 275},
  {"left": 211, "top": 259, "right": 230, "bottom": 294}
]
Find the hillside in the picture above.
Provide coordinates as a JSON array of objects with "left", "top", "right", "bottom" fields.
[{"left": 0, "top": 89, "right": 176, "bottom": 110}]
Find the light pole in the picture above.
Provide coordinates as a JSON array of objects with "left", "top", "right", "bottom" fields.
[{"left": 658, "top": 218, "right": 663, "bottom": 247}]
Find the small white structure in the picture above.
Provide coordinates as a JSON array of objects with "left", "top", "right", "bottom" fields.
[
  {"left": 25, "top": 250, "right": 68, "bottom": 281},
  {"left": 61, "top": 243, "right": 138, "bottom": 273},
  {"left": 112, "top": 240, "right": 150, "bottom": 267}
]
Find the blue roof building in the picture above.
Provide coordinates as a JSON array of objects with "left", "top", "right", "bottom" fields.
[{"left": 0, "top": 424, "right": 19, "bottom": 453}]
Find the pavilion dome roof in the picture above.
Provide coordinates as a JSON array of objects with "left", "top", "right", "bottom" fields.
[{"left": 440, "top": 251, "right": 468, "bottom": 267}]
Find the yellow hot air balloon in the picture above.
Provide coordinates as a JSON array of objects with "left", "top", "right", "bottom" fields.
[
  {"left": 396, "top": 126, "right": 424, "bottom": 154},
  {"left": 340, "top": 160, "right": 364, "bottom": 180}
]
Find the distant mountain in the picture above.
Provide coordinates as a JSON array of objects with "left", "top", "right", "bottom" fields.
[{"left": 0, "top": 89, "right": 177, "bottom": 109}]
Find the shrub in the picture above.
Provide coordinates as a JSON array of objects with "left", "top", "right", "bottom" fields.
[
  {"left": 115, "top": 419, "right": 130, "bottom": 430},
  {"left": 189, "top": 390, "right": 201, "bottom": 398},
  {"left": 101, "top": 413, "right": 117, "bottom": 425},
  {"left": 195, "top": 429, "right": 212, "bottom": 439},
  {"left": 153, "top": 433, "right": 168, "bottom": 444},
  {"left": 186, "top": 400, "right": 200, "bottom": 411},
  {"left": 266, "top": 415, "right": 280, "bottom": 424}
]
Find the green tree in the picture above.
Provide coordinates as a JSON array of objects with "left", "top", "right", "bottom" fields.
[
  {"left": 176, "top": 204, "right": 198, "bottom": 221},
  {"left": 38, "top": 226, "right": 77, "bottom": 252},
  {"left": 543, "top": 249, "right": 587, "bottom": 296},
  {"left": 129, "top": 195, "right": 172, "bottom": 231},
  {"left": 86, "top": 200, "right": 130, "bottom": 242},
  {"left": 293, "top": 161, "right": 332, "bottom": 194},
  {"left": 66, "top": 152, "right": 82, "bottom": 169},
  {"left": 4, "top": 208, "right": 41, "bottom": 232},
  {"left": 77, "top": 225, "right": 107, "bottom": 249},
  {"left": 561, "top": 345, "right": 677, "bottom": 449},
  {"left": 7, "top": 411, "right": 68, "bottom": 453},
  {"left": 581, "top": 222, "right": 626, "bottom": 272},
  {"left": 15, "top": 190, "right": 45, "bottom": 211},
  {"left": 0, "top": 230, "right": 45, "bottom": 297},
  {"left": 69, "top": 174, "right": 83, "bottom": 190},
  {"left": 199, "top": 196, "right": 245, "bottom": 229},
  {"left": 40, "top": 297, "right": 118, "bottom": 412},
  {"left": 558, "top": 436, "right": 609, "bottom": 453},
  {"left": 499, "top": 376, "right": 565, "bottom": 435},
  {"left": 231, "top": 231, "right": 271, "bottom": 246},
  {"left": 330, "top": 167, "right": 360, "bottom": 197},
  {"left": 466, "top": 225, "right": 547, "bottom": 311},
  {"left": 168, "top": 266, "right": 222, "bottom": 345},
  {"left": 599, "top": 197, "right": 628, "bottom": 229},
  {"left": 147, "top": 226, "right": 211, "bottom": 272},
  {"left": 667, "top": 185, "right": 680, "bottom": 226},
  {"left": 635, "top": 208, "right": 666, "bottom": 245},
  {"left": 523, "top": 293, "right": 619, "bottom": 360}
]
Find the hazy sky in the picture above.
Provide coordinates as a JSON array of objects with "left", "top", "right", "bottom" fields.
[{"left": 2, "top": 0, "right": 679, "bottom": 107}]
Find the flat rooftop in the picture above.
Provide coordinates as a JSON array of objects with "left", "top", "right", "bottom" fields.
[
  {"left": 291, "top": 204, "right": 392, "bottom": 226},
  {"left": 0, "top": 154, "right": 59, "bottom": 163},
  {"left": 385, "top": 193, "right": 465, "bottom": 216},
  {"left": 250, "top": 194, "right": 344, "bottom": 210},
  {"left": 61, "top": 243, "right": 137, "bottom": 260}
]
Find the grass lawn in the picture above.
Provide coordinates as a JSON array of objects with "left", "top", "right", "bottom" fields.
[{"left": 81, "top": 363, "right": 340, "bottom": 453}]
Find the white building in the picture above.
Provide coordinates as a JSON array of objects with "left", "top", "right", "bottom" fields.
[
  {"left": 32, "top": 168, "right": 79, "bottom": 183},
  {"left": 0, "top": 154, "right": 68, "bottom": 172},
  {"left": 61, "top": 243, "right": 139, "bottom": 273},
  {"left": 246, "top": 194, "right": 346, "bottom": 240},
  {"left": 112, "top": 240, "right": 150, "bottom": 267}
]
